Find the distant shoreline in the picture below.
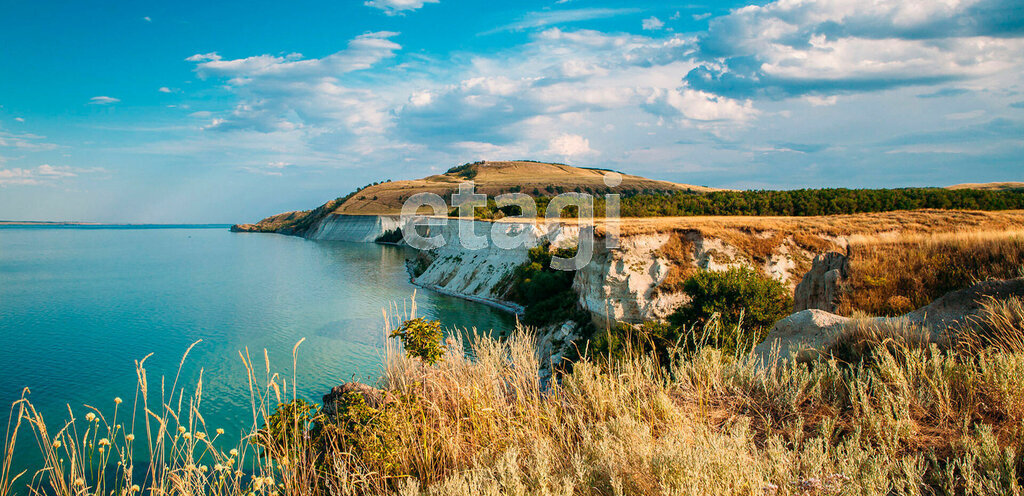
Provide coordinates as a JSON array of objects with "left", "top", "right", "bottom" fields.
[{"left": 0, "top": 221, "right": 232, "bottom": 229}]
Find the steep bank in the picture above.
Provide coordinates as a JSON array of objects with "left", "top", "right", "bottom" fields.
[
  {"left": 234, "top": 209, "right": 1024, "bottom": 330},
  {"left": 306, "top": 214, "right": 403, "bottom": 242}
]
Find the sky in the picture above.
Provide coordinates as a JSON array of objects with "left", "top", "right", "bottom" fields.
[{"left": 0, "top": 0, "right": 1022, "bottom": 223}]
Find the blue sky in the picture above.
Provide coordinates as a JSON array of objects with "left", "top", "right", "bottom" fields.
[{"left": 1, "top": 0, "right": 1022, "bottom": 222}]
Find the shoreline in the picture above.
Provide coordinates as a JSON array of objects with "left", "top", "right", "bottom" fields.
[{"left": 409, "top": 278, "right": 525, "bottom": 316}]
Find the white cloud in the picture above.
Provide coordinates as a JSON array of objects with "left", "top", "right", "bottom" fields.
[
  {"left": 642, "top": 17, "right": 664, "bottom": 31},
  {"left": 547, "top": 133, "right": 595, "bottom": 159},
  {"left": 687, "top": 0, "right": 1024, "bottom": 99},
  {"left": 186, "top": 53, "right": 221, "bottom": 62},
  {"left": 192, "top": 32, "right": 399, "bottom": 79},
  {"left": 644, "top": 87, "right": 758, "bottom": 123},
  {"left": 158, "top": 87, "right": 172, "bottom": 93},
  {"left": 187, "top": 32, "right": 401, "bottom": 135},
  {"left": 803, "top": 95, "right": 837, "bottom": 106},
  {"left": 14, "top": 117, "right": 24, "bottom": 122},
  {"left": 0, "top": 130, "right": 57, "bottom": 150},
  {"left": 364, "top": 0, "right": 438, "bottom": 15},
  {"left": 484, "top": 8, "right": 641, "bottom": 34},
  {"left": 143, "top": 16, "right": 151, "bottom": 22},
  {"left": 0, "top": 164, "right": 104, "bottom": 186},
  {"left": 88, "top": 96, "right": 120, "bottom": 105},
  {"left": 172, "top": 5, "right": 1024, "bottom": 189}
]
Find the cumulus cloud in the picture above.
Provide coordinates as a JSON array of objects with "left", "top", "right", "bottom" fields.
[
  {"left": 394, "top": 28, "right": 753, "bottom": 147},
  {"left": 88, "top": 96, "right": 120, "bottom": 105},
  {"left": 192, "top": 32, "right": 400, "bottom": 80},
  {"left": 158, "top": 87, "right": 172, "bottom": 93},
  {"left": 0, "top": 164, "right": 104, "bottom": 186},
  {"left": 546, "top": 133, "right": 595, "bottom": 158},
  {"left": 364, "top": 0, "right": 438, "bottom": 15},
  {"left": 642, "top": 17, "right": 664, "bottom": 30},
  {"left": 643, "top": 87, "right": 758, "bottom": 122},
  {"left": 187, "top": 32, "right": 401, "bottom": 134},
  {"left": 174, "top": 3, "right": 1023, "bottom": 187},
  {"left": 685, "top": 0, "right": 1024, "bottom": 99}
]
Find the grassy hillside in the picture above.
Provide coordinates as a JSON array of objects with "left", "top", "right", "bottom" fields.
[
  {"left": 948, "top": 181, "right": 1024, "bottom": 191},
  {"left": 231, "top": 161, "right": 1022, "bottom": 241},
  {"left": 334, "top": 160, "right": 716, "bottom": 215}
]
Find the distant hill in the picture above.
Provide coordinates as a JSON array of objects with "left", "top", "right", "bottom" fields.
[
  {"left": 233, "top": 160, "right": 715, "bottom": 233},
  {"left": 335, "top": 161, "right": 715, "bottom": 215},
  {"left": 232, "top": 161, "right": 1024, "bottom": 235},
  {"left": 947, "top": 182, "right": 1024, "bottom": 191}
]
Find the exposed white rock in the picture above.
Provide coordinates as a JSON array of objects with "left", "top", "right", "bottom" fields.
[
  {"left": 303, "top": 214, "right": 824, "bottom": 330},
  {"left": 754, "top": 278, "right": 1024, "bottom": 365},
  {"left": 573, "top": 232, "right": 688, "bottom": 326},
  {"left": 409, "top": 219, "right": 567, "bottom": 311},
  {"left": 306, "top": 214, "right": 402, "bottom": 242},
  {"left": 753, "top": 310, "right": 852, "bottom": 364},
  {"left": 793, "top": 252, "right": 849, "bottom": 312}
]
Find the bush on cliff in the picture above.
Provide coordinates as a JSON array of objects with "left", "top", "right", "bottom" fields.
[
  {"left": 668, "top": 267, "right": 792, "bottom": 353},
  {"left": 507, "top": 244, "right": 586, "bottom": 326}
]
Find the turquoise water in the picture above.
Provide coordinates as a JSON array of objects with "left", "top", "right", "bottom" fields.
[{"left": 0, "top": 226, "right": 515, "bottom": 467}]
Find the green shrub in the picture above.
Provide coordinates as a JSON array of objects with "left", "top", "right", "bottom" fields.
[
  {"left": 391, "top": 318, "right": 447, "bottom": 364},
  {"left": 253, "top": 399, "right": 317, "bottom": 458},
  {"left": 375, "top": 228, "right": 403, "bottom": 244},
  {"left": 316, "top": 392, "right": 398, "bottom": 473},
  {"left": 668, "top": 267, "right": 792, "bottom": 353},
  {"left": 507, "top": 244, "right": 586, "bottom": 326}
]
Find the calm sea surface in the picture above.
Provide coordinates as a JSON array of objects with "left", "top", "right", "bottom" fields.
[{"left": 0, "top": 226, "right": 515, "bottom": 468}]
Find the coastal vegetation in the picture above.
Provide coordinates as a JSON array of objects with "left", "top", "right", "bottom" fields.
[
  {"left": 469, "top": 187, "right": 1024, "bottom": 220},
  {"left": 504, "top": 244, "right": 588, "bottom": 327},
  {"left": 667, "top": 267, "right": 792, "bottom": 351},
  {"left": 594, "top": 268, "right": 792, "bottom": 363},
  {"left": 4, "top": 296, "right": 1024, "bottom": 495}
]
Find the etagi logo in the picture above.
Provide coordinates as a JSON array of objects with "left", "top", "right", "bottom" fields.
[{"left": 400, "top": 172, "right": 623, "bottom": 271}]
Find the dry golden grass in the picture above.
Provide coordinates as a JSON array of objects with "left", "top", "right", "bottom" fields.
[
  {"left": 957, "top": 296, "right": 1024, "bottom": 355},
  {"left": 653, "top": 233, "right": 697, "bottom": 294},
  {"left": 947, "top": 182, "right": 1024, "bottom": 191},
  {"left": 5, "top": 299, "right": 1024, "bottom": 496},
  {"left": 234, "top": 211, "right": 310, "bottom": 232},
  {"left": 609, "top": 209, "right": 1024, "bottom": 238},
  {"left": 837, "top": 230, "right": 1024, "bottom": 316}
]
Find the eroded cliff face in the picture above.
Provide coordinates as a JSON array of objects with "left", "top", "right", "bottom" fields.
[
  {"left": 306, "top": 214, "right": 403, "bottom": 242},
  {"left": 299, "top": 214, "right": 834, "bottom": 327},
  {"left": 574, "top": 230, "right": 824, "bottom": 325},
  {"left": 409, "top": 220, "right": 579, "bottom": 311}
]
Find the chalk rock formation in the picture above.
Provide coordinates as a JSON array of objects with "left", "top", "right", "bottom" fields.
[{"left": 793, "top": 252, "right": 848, "bottom": 312}]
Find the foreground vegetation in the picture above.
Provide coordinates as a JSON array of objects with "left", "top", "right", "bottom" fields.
[{"left": 4, "top": 295, "right": 1024, "bottom": 496}]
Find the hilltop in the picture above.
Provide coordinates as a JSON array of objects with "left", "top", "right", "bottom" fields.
[
  {"left": 947, "top": 181, "right": 1024, "bottom": 190},
  {"left": 232, "top": 160, "right": 714, "bottom": 233},
  {"left": 232, "top": 160, "right": 1024, "bottom": 235},
  {"left": 335, "top": 160, "right": 714, "bottom": 215}
]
